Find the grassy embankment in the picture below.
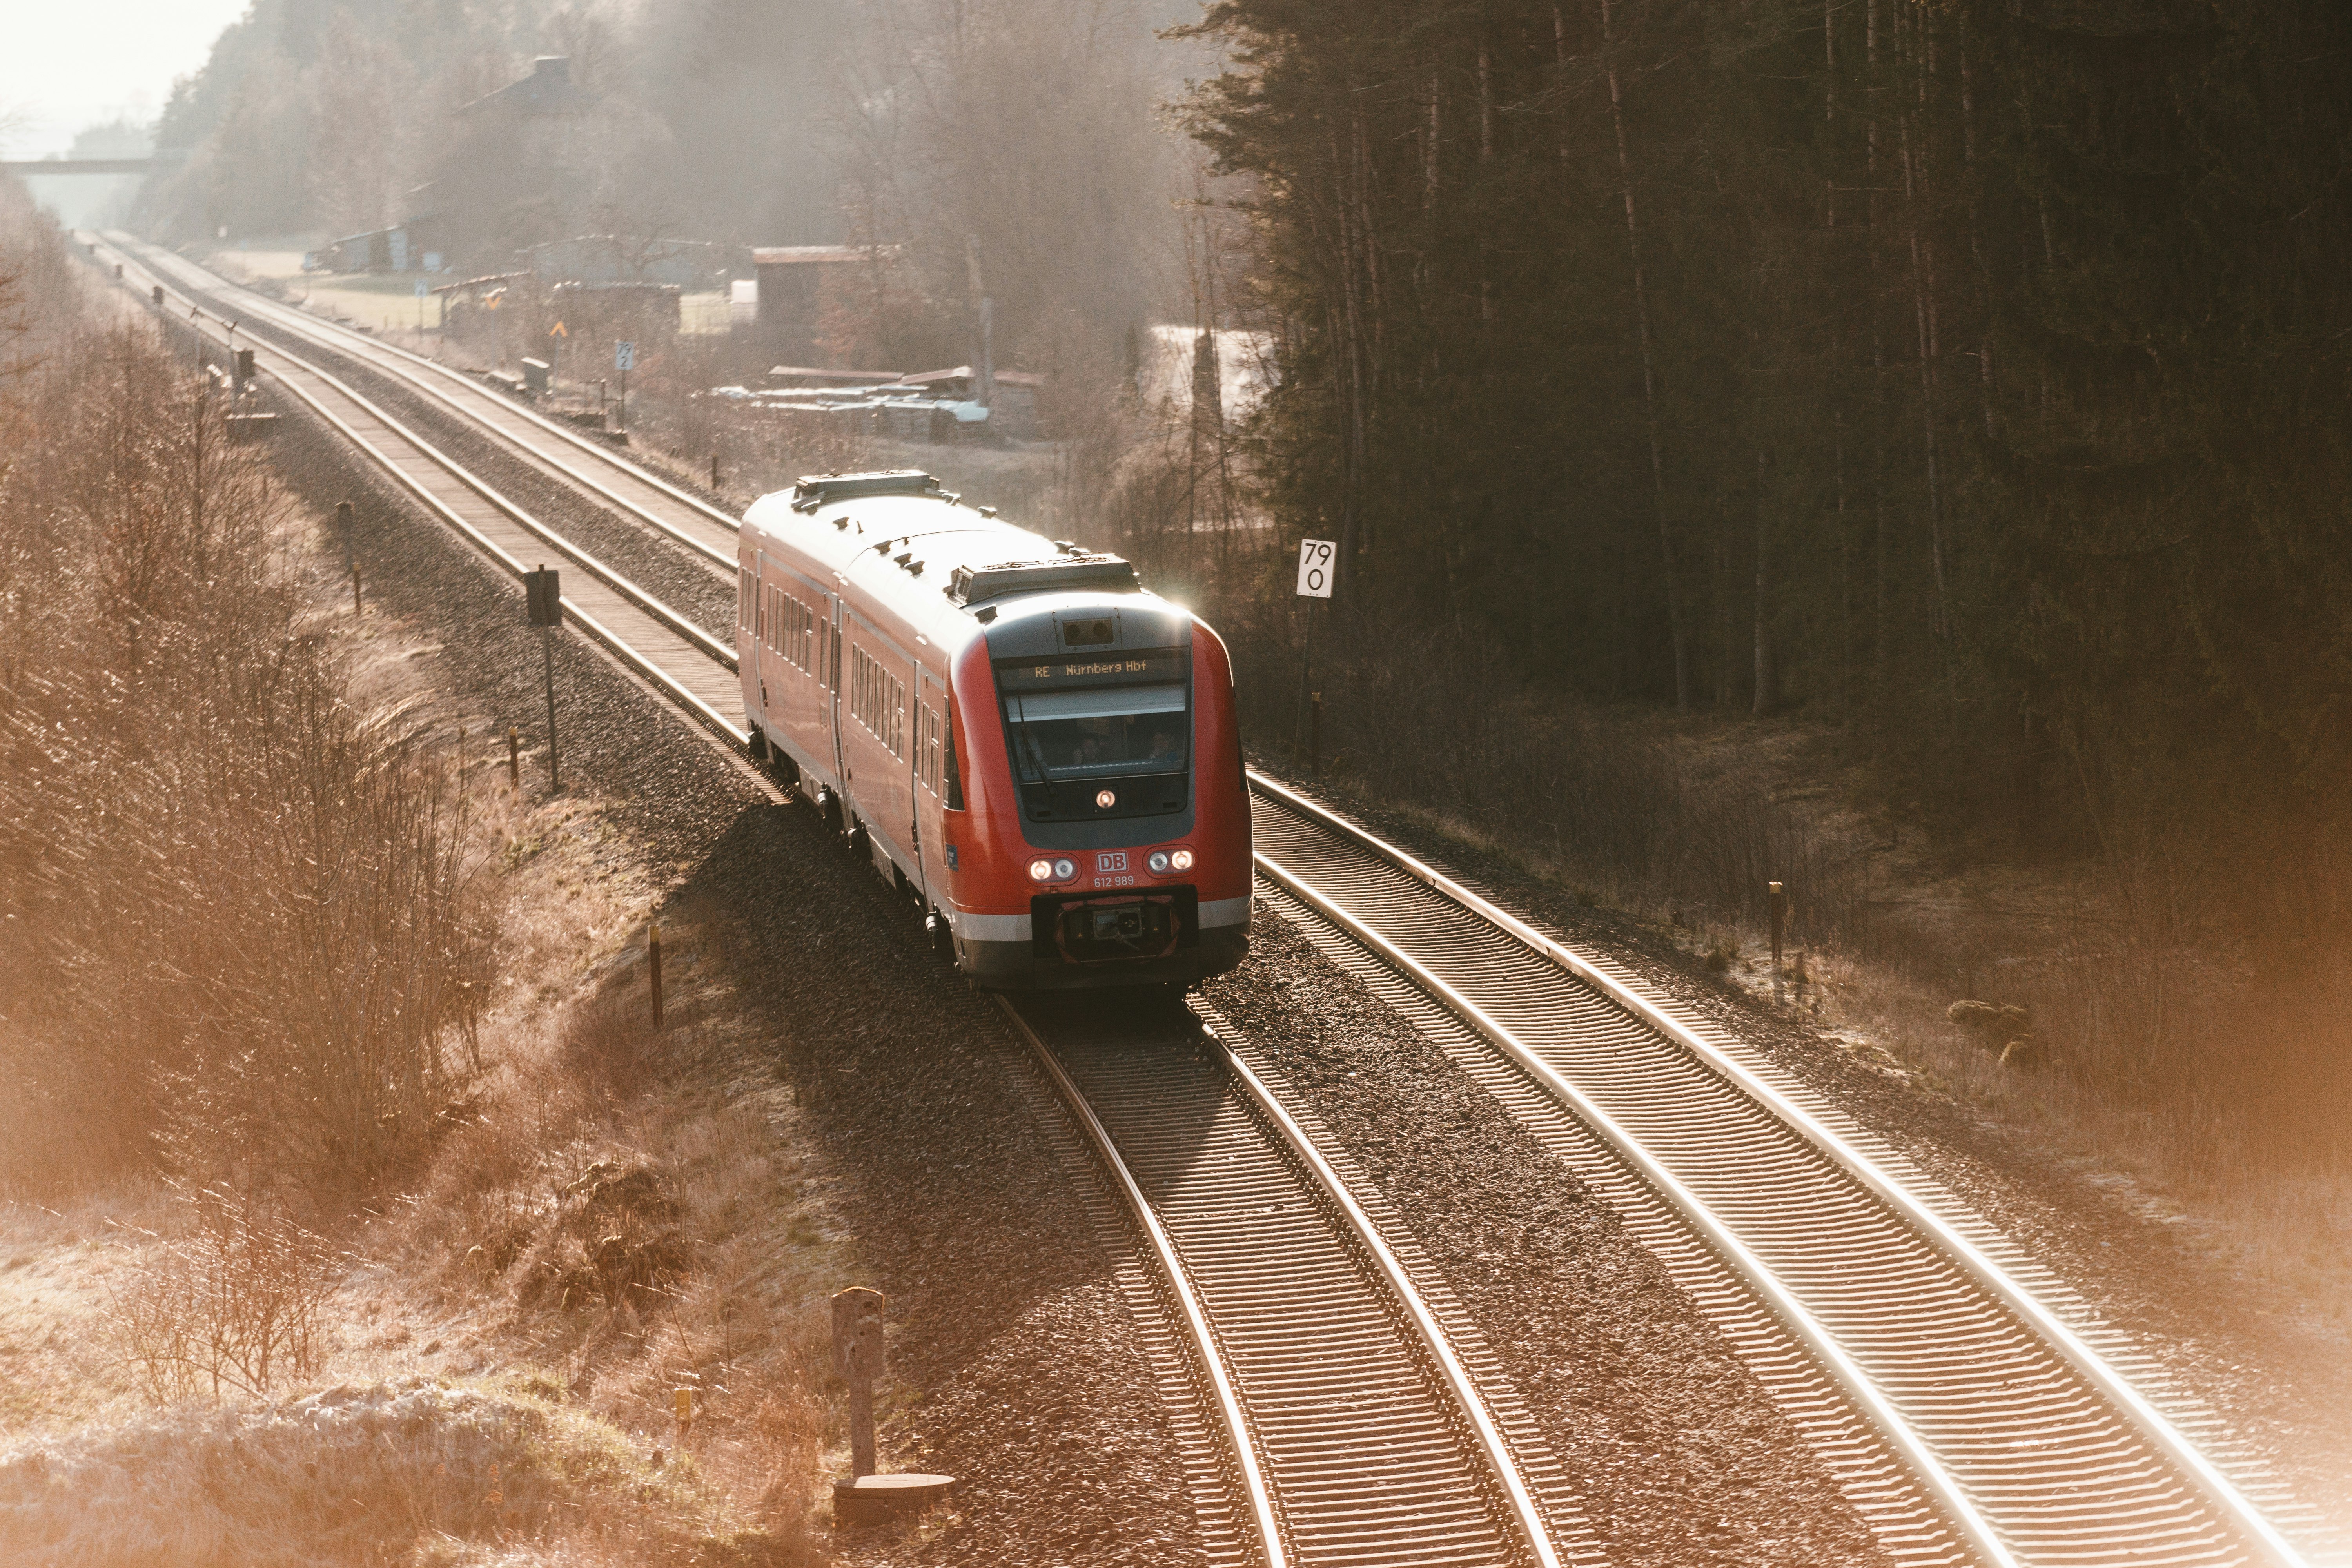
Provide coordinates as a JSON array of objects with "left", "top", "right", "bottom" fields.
[{"left": 1, "top": 192, "right": 845, "bottom": 1566}]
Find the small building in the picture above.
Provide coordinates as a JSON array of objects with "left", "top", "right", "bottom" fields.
[{"left": 752, "top": 245, "right": 897, "bottom": 363}]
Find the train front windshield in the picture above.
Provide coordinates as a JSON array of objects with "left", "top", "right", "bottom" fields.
[{"left": 1005, "top": 684, "right": 1189, "bottom": 782}]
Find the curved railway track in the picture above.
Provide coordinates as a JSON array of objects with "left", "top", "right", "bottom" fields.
[
  {"left": 73, "top": 235, "right": 2318, "bottom": 1568},
  {"left": 1248, "top": 776, "right": 2314, "bottom": 1568},
  {"left": 103, "top": 232, "right": 744, "bottom": 572},
  {"left": 1000, "top": 995, "right": 1602, "bottom": 1568},
  {"left": 80, "top": 232, "right": 748, "bottom": 743}
]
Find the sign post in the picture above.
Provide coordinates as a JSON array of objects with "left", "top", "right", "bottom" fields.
[
  {"left": 614, "top": 340, "right": 635, "bottom": 430},
  {"left": 525, "top": 565, "right": 563, "bottom": 789},
  {"left": 1296, "top": 538, "right": 1336, "bottom": 773}
]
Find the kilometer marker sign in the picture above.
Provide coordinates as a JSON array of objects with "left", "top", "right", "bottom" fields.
[{"left": 1296, "top": 538, "right": 1336, "bottom": 598}]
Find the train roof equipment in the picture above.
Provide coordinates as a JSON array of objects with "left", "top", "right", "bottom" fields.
[{"left": 771, "top": 470, "right": 1146, "bottom": 619}]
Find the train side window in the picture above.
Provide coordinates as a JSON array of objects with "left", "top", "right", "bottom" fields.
[
  {"left": 923, "top": 703, "right": 944, "bottom": 793},
  {"left": 942, "top": 699, "right": 965, "bottom": 811}
]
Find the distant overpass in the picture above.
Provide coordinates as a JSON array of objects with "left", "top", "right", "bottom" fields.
[{"left": 1, "top": 157, "right": 180, "bottom": 178}]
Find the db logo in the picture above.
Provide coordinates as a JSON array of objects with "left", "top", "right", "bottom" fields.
[{"left": 1097, "top": 852, "right": 1129, "bottom": 873}]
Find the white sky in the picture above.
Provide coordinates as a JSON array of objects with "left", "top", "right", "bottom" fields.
[{"left": 0, "top": 0, "right": 252, "bottom": 156}]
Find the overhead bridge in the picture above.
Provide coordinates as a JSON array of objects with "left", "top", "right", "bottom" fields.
[{"left": 1, "top": 157, "right": 179, "bottom": 178}]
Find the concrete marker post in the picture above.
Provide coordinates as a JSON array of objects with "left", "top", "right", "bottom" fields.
[{"left": 829, "top": 1287, "right": 955, "bottom": 1526}]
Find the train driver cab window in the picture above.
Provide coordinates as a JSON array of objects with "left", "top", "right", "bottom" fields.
[{"left": 1004, "top": 684, "right": 1189, "bottom": 784}]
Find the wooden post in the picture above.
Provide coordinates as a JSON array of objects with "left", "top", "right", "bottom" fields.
[
  {"left": 337, "top": 500, "right": 353, "bottom": 573},
  {"left": 1309, "top": 691, "right": 1323, "bottom": 776},
  {"left": 507, "top": 725, "right": 520, "bottom": 790},
  {"left": 673, "top": 1387, "right": 693, "bottom": 1444},
  {"left": 351, "top": 565, "right": 363, "bottom": 617},
  {"left": 832, "top": 1287, "right": 885, "bottom": 1479},
  {"left": 710, "top": 453, "right": 720, "bottom": 491},
  {"left": 649, "top": 920, "right": 664, "bottom": 1027},
  {"left": 1768, "top": 880, "right": 1787, "bottom": 998}
]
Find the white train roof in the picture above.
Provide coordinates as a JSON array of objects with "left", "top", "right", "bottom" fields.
[{"left": 741, "top": 470, "right": 1177, "bottom": 662}]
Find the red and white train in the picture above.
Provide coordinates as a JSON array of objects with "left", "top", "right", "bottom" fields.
[{"left": 736, "top": 470, "right": 1252, "bottom": 989}]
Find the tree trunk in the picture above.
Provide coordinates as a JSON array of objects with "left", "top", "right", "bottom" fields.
[
  {"left": 1594, "top": 0, "right": 1690, "bottom": 708},
  {"left": 1753, "top": 451, "right": 1775, "bottom": 716}
]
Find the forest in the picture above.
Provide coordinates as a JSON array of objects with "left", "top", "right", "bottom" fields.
[{"left": 1188, "top": 0, "right": 2352, "bottom": 835}]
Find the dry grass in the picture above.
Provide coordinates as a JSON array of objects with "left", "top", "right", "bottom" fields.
[
  {"left": 0, "top": 1374, "right": 762, "bottom": 1568},
  {"left": 2, "top": 192, "right": 838, "bottom": 1562}
]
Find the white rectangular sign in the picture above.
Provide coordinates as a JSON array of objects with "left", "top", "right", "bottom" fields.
[
  {"left": 615, "top": 340, "right": 636, "bottom": 372},
  {"left": 1296, "top": 537, "right": 1336, "bottom": 598}
]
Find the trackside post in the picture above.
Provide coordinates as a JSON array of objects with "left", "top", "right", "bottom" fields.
[
  {"left": 828, "top": 1287, "right": 954, "bottom": 1526},
  {"left": 1297, "top": 538, "right": 1336, "bottom": 775},
  {"left": 525, "top": 564, "right": 563, "bottom": 789}
]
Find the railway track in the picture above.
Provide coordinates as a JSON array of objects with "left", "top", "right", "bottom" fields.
[
  {"left": 1248, "top": 777, "right": 2314, "bottom": 1568},
  {"left": 79, "top": 234, "right": 1602, "bottom": 1567},
  {"left": 1000, "top": 994, "right": 1603, "bottom": 1568},
  {"left": 76, "top": 236, "right": 2318, "bottom": 1568},
  {"left": 79, "top": 232, "right": 748, "bottom": 743}
]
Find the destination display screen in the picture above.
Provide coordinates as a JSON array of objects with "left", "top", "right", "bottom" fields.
[{"left": 995, "top": 649, "right": 1189, "bottom": 691}]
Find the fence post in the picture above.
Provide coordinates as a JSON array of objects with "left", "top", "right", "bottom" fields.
[{"left": 649, "top": 920, "right": 664, "bottom": 1027}]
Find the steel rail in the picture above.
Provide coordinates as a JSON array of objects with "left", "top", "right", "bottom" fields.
[
  {"left": 1005, "top": 996, "right": 1585, "bottom": 1568},
  {"left": 1246, "top": 770, "right": 2308, "bottom": 1568},
  {"left": 993, "top": 997, "right": 1289, "bottom": 1568},
  {"left": 103, "top": 232, "right": 743, "bottom": 572},
  {"left": 1250, "top": 846, "right": 2011, "bottom": 1568},
  {"left": 82, "top": 234, "right": 750, "bottom": 746},
  {"left": 1194, "top": 1008, "right": 1563, "bottom": 1568}
]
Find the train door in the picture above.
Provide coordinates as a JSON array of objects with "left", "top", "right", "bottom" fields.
[
  {"left": 740, "top": 552, "right": 763, "bottom": 734},
  {"left": 824, "top": 593, "right": 846, "bottom": 788},
  {"left": 915, "top": 667, "right": 953, "bottom": 902}
]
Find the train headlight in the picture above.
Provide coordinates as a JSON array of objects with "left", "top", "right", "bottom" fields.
[
  {"left": 1053, "top": 857, "right": 1077, "bottom": 880},
  {"left": 1147, "top": 851, "right": 1170, "bottom": 874},
  {"left": 1028, "top": 857, "right": 1055, "bottom": 882},
  {"left": 1170, "top": 848, "right": 1195, "bottom": 872},
  {"left": 1095, "top": 789, "right": 1117, "bottom": 808}
]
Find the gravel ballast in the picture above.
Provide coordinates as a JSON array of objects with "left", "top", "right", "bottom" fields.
[{"left": 1202, "top": 915, "right": 1890, "bottom": 1568}]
